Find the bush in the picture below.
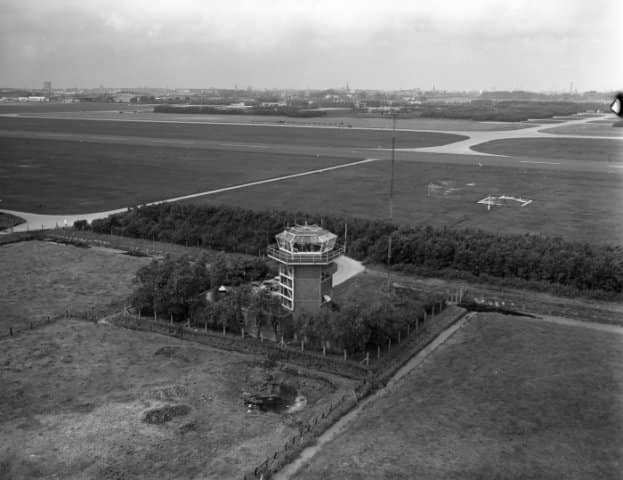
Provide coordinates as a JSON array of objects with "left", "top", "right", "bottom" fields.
[{"left": 73, "top": 219, "right": 89, "bottom": 231}]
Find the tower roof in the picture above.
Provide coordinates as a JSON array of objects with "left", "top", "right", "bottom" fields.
[{"left": 276, "top": 224, "right": 337, "bottom": 245}]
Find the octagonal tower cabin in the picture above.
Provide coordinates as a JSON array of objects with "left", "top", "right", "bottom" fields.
[{"left": 267, "top": 224, "right": 342, "bottom": 316}]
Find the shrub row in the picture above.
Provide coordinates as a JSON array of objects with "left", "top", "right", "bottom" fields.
[{"left": 89, "top": 203, "right": 623, "bottom": 296}]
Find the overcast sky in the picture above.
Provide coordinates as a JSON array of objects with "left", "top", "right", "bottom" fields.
[{"left": 1, "top": 0, "right": 620, "bottom": 91}]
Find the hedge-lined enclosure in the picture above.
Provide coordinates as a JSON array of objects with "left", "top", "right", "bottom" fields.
[
  {"left": 90, "top": 204, "right": 623, "bottom": 296},
  {"left": 129, "top": 255, "right": 440, "bottom": 357}
]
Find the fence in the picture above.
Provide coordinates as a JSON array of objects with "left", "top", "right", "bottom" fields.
[
  {"left": 110, "top": 311, "right": 370, "bottom": 379},
  {"left": 1, "top": 301, "right": 127, "bottom": 340},
  {"left": 242, "top": 304, "right": 468, "bottom": 480}
]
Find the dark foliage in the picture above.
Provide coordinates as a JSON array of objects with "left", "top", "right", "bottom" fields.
[
  {"left": 93, "top": 203, "right": 623, "bottom": 295},
  {"left": 417, "top": 100, "right": 606, "bottom": 122},
  {"left": 153, "top": 104, "right": 327, "bottom": 117}
]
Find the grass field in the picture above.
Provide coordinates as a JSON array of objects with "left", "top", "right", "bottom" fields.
[
  {"left": 0, "top": 102, "right": 141, "bottom": 115},
  {"left": 471, "top": 137, "right": 622, "bottom": 161},
  {"left": 295, "top": 313, "right": 623, "bottom": 479},
  {"left": 0, "top": 137, "right": 358, "bottom": 213},
  {"left": 541, "top": 121, "right": 623, "bottom": 137},
  {"left": 0, "top": 318, "right": 355, "bottom": 479},
  {"left": 5, "top": 106, "right": 530, "bottom": 131},
  {"left": 0, "top": 241, "right": 150, "bottom": 332},
  {"left": 2, "top": 113, "right": 620, "bottom": 245},
  {"left": 0, "top": 116, "right": 467, "bottom": 149},
  {"left": 191, "top": 156, "right": 623, "bottom": 244}
]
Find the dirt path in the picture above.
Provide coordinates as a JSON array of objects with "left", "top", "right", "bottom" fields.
[
  {"left": 332, "top": 256, "right": 365, "bottom": 287},
  {"left": 272, "top": 313, "right": 473, "bottom": 480},
  {"left": 0, "top": 158, "right": 379, "bottom": 233}
]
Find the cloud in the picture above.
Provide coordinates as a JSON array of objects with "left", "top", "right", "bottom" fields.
[{"left": 0, "top": 0, "right": 619, "bottom": 90}]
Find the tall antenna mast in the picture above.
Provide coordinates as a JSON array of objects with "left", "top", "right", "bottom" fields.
[{"left": 387, "top": 114, "right": 396, "bottom": 289}]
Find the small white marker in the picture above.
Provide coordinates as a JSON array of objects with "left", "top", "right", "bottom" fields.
[{"left": 611, "top": 96, "right": 621, "bottom": 116}]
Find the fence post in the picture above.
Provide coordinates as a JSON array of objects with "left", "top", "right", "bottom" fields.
[
  {"left": 260, "top": 332, "right": 264, "bottom": 342},
  {"left": 222, "top": 324, "right": 226, "bottom": 336},
  {"left": 300, "top": 340, "right": 304, "bottom": 352},
  {"left": 322, "top": 344, "right": 326, "bottom": 356},
  {"left": 343, "top": 349, "right": 347, "bottom": 361},
  {"left": 365, "top": 352, "right": 369, "bottom": 366},
  {"left": 281, "top": 336, "right": 285, "bottom": 348},
  {"left": 241, "top": 328, "right": 245, "bottom": 339},
  {"left": 377, "top": 345, "right": 381, "bottom": 359}
]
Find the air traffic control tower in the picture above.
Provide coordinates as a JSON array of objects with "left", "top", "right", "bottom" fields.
[{"left": 267, "top": 224, "right": 342, "bottom": 316}]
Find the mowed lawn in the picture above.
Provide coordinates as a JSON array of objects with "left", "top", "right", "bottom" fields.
[
  {"left": 471, "top": 137, "right": 622, "bottom": 161},
  {"left": 14, "top": 109, "right": 529, "bottom": 132},
  {"left": 295, "top": 313, "right": 623, "bottom": 480},
  {"left": 0, "top": 241, "right": 150, "bottom": 332},
  {"left": 192, "top": 156, "right": 623, "bottom": 244},
  {"left": 0, "top": 137, "right": 356, "bottom": 213},
  {"left": 0, "top": 319, "right": 354, "bottom": 480},
  {"left": 541, "top": 121, "right": 623, "bottom": 137},
  {"left": 0, "top": 116, "right": 467, "bottom": 149}
]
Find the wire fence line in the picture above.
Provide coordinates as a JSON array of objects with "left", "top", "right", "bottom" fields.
[{"left": 242, "top": 304, "right": 468, "bottom": 480}]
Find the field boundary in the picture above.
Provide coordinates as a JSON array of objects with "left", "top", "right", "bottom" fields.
[
  {"left": 247, "top": 305, "right": 468, "bottom": 480},
  {"left": 98, "top": 304, "right": 466, "bottom": 480}
]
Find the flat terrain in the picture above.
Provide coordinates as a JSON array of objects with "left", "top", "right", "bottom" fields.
[
  {"left": 294, "top": 313, "right": 623, "bottom": 479},
  {"left": 0, "top": 238, "right": 355, "bottom": 478},
  {"left": 3, "top": 107, "right": 529, "bottom": 131},
  {"left": 541, "top": 120, "right": 623, "bottom": 137},
  {"left": 0, "top": 319, "right": 354, "bottom": 479},
  {"left": 193, "top": 156, "right": 623, "bottom": 244},
  {"left": 1, "top": 109, "right": 620, "bottom": 246},
  {"left": 0, "top": 137, "right": 358, "bottom": 213},
  {"left": 0, "top": 102, "right": 141, "bottom": 115},
  {"left": 0, "top": 116, "right": 467, "bottom": 149},
  {"left": 0, "top": 241, "right": 150, "bottom": 332},
  {"left": 472, "top": 137, "right": 622, "bottom": 161}
]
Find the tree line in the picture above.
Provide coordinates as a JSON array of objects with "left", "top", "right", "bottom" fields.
[
  {"left": 415, "top": 100, "right": 606, "bottom": 122},
  {"left": 130, "top": 254, "right": 436, "bottom": 356},
  {"left": 90, "top": 203, "right": 623, "bottom": 297}
]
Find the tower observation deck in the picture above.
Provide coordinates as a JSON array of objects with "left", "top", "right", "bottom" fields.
[{"left": 267, "top": 224, "right": 343, "bottom": 315}]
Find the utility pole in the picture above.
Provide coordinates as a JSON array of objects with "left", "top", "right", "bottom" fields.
[{"left": 387, "top": 114, "right": 396, "bottom": 290}]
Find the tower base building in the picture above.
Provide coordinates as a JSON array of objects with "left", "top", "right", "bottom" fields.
[{"left": 267, "top": 224, "right": 342, "bottom": 317}]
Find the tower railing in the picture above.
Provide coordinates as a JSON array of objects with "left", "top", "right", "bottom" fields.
[{"left": 267, "top": 245, "right": 343, "bottom": 265}]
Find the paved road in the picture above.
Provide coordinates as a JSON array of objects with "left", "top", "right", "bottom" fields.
[
  {"left": 332, "top": 256, "right": 365, "bottom": 287},
  {"left": 2, "top": 112, "right": 620, "bottom": 230},
  {"left": 0, "top": 158, "right": 379, "bottom": 232},
  {"left": 391, "top": 113, "right": 623, "bottom": 156}
]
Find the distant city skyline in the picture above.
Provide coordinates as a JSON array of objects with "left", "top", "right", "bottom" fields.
[{"left": 1, "top": 0, "right": 620, "bottom": 92}]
